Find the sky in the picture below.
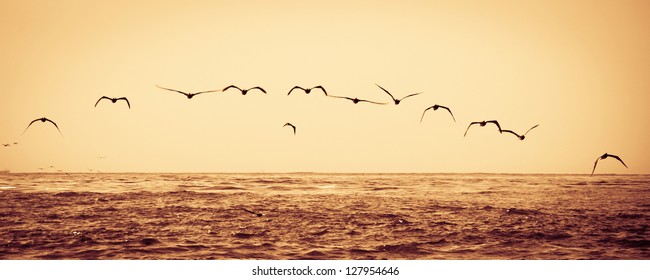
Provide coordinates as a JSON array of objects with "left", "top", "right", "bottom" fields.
[{"left": 1, "top": 0, "right": 649, "bottom": 173}]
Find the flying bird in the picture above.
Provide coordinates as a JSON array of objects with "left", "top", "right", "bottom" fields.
[
  {"left": 420, "top": 104, "right": 456, "bottom": 123},
  {"left": 156, "top": 85, "right": 220, "bottom": 99},
  {"left": 329, "top": 95, "right": 386, "bottom": 105},
  {"left": 283, "top": 123, "right": 296, "bottom": 135},
  {"left": 591, "top": 153, "right": 628, "bottom": 176},
  {"left": 223, "top": 85, "right": 266, "bottom": 95},
  {"left": 375, "top": 84, "right": 422, "bottom": 105},
  {"left": 56, "top": 169, "right": 71, "bottom": 176},
  {"left": 2, "top": 144, "right": 9, "bottom": 147},
  {"left": 287, "top": 86, "right": 328, "bottom": 96},
  {"left": 94, "top": 96, "right": 131, "bottom": 108},
  {"left": 22, "top": 117, "right": 62, "bottom": 136},
  {"left": 464, "top": 120, "right": 502, "bottom": 137},
  {"left": 501, "top": 125, "right": 539, "bottom": 140}
]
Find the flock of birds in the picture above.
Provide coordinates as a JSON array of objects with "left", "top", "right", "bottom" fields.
[{"left": 3, "top": 83, "right": 628, "bottom": 176}]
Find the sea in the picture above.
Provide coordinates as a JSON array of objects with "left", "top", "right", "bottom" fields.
[{"left": 0, "top": 172, "right": 648, "bottom": 260}]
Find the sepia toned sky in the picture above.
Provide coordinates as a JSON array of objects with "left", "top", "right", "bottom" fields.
[{"left": 1, "top": 0, "right": 649, "bottom": 173}]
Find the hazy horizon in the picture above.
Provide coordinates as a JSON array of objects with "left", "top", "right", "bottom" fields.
[{"left": 2, "top": 0, "right": 649, "bottom": 174}]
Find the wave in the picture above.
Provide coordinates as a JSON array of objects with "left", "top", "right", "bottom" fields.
[
  {"left": 376, "top": 242, "right": 430, "bottom": 255},
  {"left": 177, "top": 184, "right": 245, "bottom": 191},
  {"left": 504, "top": 208, "right": 543, "bottom": 215}
]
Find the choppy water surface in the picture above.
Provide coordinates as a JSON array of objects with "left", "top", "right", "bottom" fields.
[{"left": 0, "top": 173, "right": 648, "bottom": 259}]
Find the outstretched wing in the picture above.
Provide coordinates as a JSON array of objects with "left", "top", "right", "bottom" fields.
[
  {"left": 464, "top": 122, "right": 478, "bottom": 137},
  {"left": 22, "top": 119, "right": 41, "bottom": 135},
  {"left": 358, "top": 98, "right": 387, "bottom": 105},
  {"left": 156, "top": 85, "right": 189, "bottom": 96},
  {"left": 438, "top": 105, "right": 456, "bottom": 122},
  {"left": 287, "top": 86, "right": 305, "bottom": 95},
  {"left": 250, "top": 86, "right": 266, "bottom": 94},
  {"left": 94, "top": 96, "right": 110, "bottom": 107},
  {"left": 609, "top": 154, "right": 628, "bottom": 168},
  {"left": 501, "top": 129, "right": 521, "bottom": 138},
  {"left": 399, "top": 92, "right": 423, "bottom": 102},
  {"left": 486, "top": 120, "right": 502, "bottom": 133},
  {"left": 44, "top": 118, "right": 62, "bottom": 135},
  {"left": 117, "top": 97, "right": 131, "bottom": 109},
  {"left": 375, "top": 84, "right": 396, "bottom": 101},
  {"left": 194, "top": 89, "right": 221, "bottom": 95},
  {"left": 329, "top": 95, "right": 353, "bottom": 101},
  {"left": 222, "top": 85, "right": 242, "bottom": 92},
  {"left": 312, "top": 85, "right": 327, "bottom": 96},
  {"left": 523, "top": 124, "right": 539, "bottom": 136},
  {"left": 591, "top": 157, "right": 601, "bottom": 176},
  {"left": 419, "top": 107, "right": 432, "bottom": 123}
]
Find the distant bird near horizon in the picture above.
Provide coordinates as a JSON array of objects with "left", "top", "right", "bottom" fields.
[
  {"left": 287, "top": 85, "right": 328, "bottom": 96},
  {"left": 94, "top": 96, "right": 131, "bottom": 108},
  {"left": 2, "top": 144, "right": 9, "bottom": 147},
  {"left": 375, "top": 84, "right": 422, "bottom": 105},
  {"left": 329, "top": 95, "right": 386, "bottom": 105},
  {"left": 56, "top": 169, "right": 71, "bottom": 176},
  {"left": 156, "top": 85, "right": 220, "bottom": 99},
  {"left": 420, "top": 104, "right": 456, "bottom": 123},
  {"left": 22, "top": 117, "right": 62, "bottom": 136},
  {"left": 223, "top": 85, "right": 266, "bottom": 95},
  {"left": 464, "top": 120, "right": 502, "bottom": 137},
  {"left": 501, "top": 125, "right": 539, "bottom": 140},
  {"left": 591, "top": 153, "right": 628, "bottom": 176},
  {"left": 283, "top": 123, "right": 296, "bottom": 135}
]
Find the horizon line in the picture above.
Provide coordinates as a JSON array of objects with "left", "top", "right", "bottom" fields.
[{"left": 2, "top": 170, "right": 646, "bottom": 176}]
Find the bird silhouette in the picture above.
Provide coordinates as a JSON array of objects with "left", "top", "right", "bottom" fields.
[
  {"left": 591, "top": 153, "right": 628, "bottom": 176},
  {"left": 329, "top": 95, "right": 386, "bottom": 105},
  {"left": 501, "top": 125, "right": 539, "bottom": 140},
  {"left": 375, "top": 84, "right": 422, "bottom": 105},
  {"left": 287, "top": 86, "right": 328, "bottom": 96},
  {"left": 283, "top": 123, "right": 296, "bottom": 135},
  {"left": 22, "top": 117, "right": 62, "bottom": 136},
  {"left": 56, "top": 169, "right": 71, "bottom": 176},
  {"left": 223, "top": 85, "right": 266, "bottom": 95},
  {"left": 2, "top": 144, "right": 9, "bottom": 147},
  {"left": 156, "top": 85, "right": 219, "bottom": 99},
  {"left": 94, "top": 96, "right": 131, "bottom": 108},
  {"left": 464, "top": 120, "right": 502, "bottom": 137},
  {"left": 420, "top": 104, "right": 456, "bottom": 123}
]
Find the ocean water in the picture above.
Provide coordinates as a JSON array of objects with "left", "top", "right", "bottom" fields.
[{"left": 0, "top": 173, "right": 648, "bottom": 259}]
